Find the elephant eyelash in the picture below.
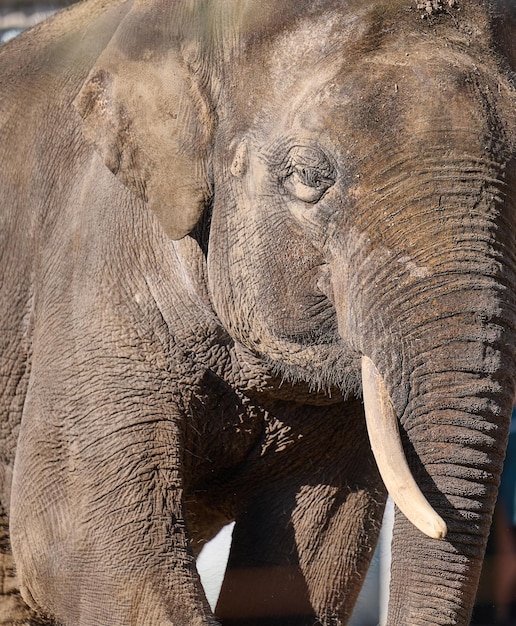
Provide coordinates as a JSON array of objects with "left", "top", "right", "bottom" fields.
[{"left": 293, "top": 166, "right": 335, "bottom": 190}]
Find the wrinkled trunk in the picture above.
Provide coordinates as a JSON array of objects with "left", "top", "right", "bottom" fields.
[
  {"left": 335, "top": 152, "right": 516, "bottom": 625},
  {"left": 386, "top": 353, "right": 513, "bottom": 625}
]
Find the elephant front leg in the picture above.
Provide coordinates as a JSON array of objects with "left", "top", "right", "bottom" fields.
[
  {"left": 216, "top": 431, "right": 386, "bottom": 626},
  {"left": 215, "top": 484, "right": 318, "bottom": 626},
  {"left": 0, "top": 505, "right": 51, "bottom": 626},
  {"left": 292, "top": 481, "right": 386, "bottom": 625},
  {"left": 216, "top": 481, "right": 385, "bottom": 626},
  {"left": 9, "top": 390, "right": 215, "bottom": 626}
]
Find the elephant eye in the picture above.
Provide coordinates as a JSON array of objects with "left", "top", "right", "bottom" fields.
[
  {"left": 285, "top": 167, "right": 335, "bottom": 203},
  {"left": 282, "top": 146, "right": 336, "bottom": 204}
]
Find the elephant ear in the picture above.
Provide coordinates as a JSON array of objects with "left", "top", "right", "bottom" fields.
[{"left": 74, "top": 0, "right": 214, "bottom": 240}]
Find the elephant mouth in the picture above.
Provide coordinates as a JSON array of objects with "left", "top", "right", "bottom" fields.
[{"left": 361, "top": 355, "right": 447, "bottom": 540}]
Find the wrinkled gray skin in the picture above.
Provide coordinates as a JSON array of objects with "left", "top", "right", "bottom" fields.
[{"left": 1, "top": 1, "right": 516, "bottom": 625}]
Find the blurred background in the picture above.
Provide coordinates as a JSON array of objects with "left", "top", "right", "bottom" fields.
[{"left": 0, "top": 0, "right": 70, "bottom": 43}]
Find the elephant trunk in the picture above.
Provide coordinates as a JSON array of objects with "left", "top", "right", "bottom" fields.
[
  {"left": 332, "top": 152, "right": 516, "bottom": 624},
  {"left": 360, "top": 306, "right": 514, "bottom": 624},
  {"left": 384, "top": 356, "right": 512, "bottom": 625}
]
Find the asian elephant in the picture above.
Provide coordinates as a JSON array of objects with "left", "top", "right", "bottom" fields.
[{"left": 1, "top": 0, "right": 516, "bottom": 624}]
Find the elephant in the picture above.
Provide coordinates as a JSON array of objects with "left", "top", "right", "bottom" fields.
[{"left": 1, "top": 0, "right": 516, "bottom": 624}]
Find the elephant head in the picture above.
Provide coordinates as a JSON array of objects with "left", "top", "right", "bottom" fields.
[{"left": 75, "top": 0, "right": 516, "bottom": 623}]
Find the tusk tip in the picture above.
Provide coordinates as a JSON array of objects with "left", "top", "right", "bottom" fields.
[
  {"left": 422, "top": 514, "right": 447, "bottom": 540},
  {"left": 432, "top": 518, "right": 448, "bottom": 540}
]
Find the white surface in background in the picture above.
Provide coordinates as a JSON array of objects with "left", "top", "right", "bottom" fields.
[
  {"left": 379, "top": 498, "right": 394, "bottom": 626},
  {"left": 197, "top": 522, "right": 235, "bottom": 610},
  {"left": 349, "top": 546, "right": 381, "bottom": 626}
]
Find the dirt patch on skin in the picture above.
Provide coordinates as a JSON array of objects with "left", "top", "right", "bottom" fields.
[{"left": 416, "top": 0, "right": 458, "bottom": 15}]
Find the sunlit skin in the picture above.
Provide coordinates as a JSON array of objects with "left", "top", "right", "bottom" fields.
[{"left": 0, "top": 2, "right": 516, "bottom": 625}]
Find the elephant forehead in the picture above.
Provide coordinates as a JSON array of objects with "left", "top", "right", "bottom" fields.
[
  {"left": 227, "top": 3, "right": 393, "bottom": 125},
  {"left": 286, "top": 45, "right": 507, "bottom": 156}
]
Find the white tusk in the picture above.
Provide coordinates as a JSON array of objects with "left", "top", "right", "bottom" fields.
[{"left": 361, "top": 355, "right": 447, "bottom": 540}]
